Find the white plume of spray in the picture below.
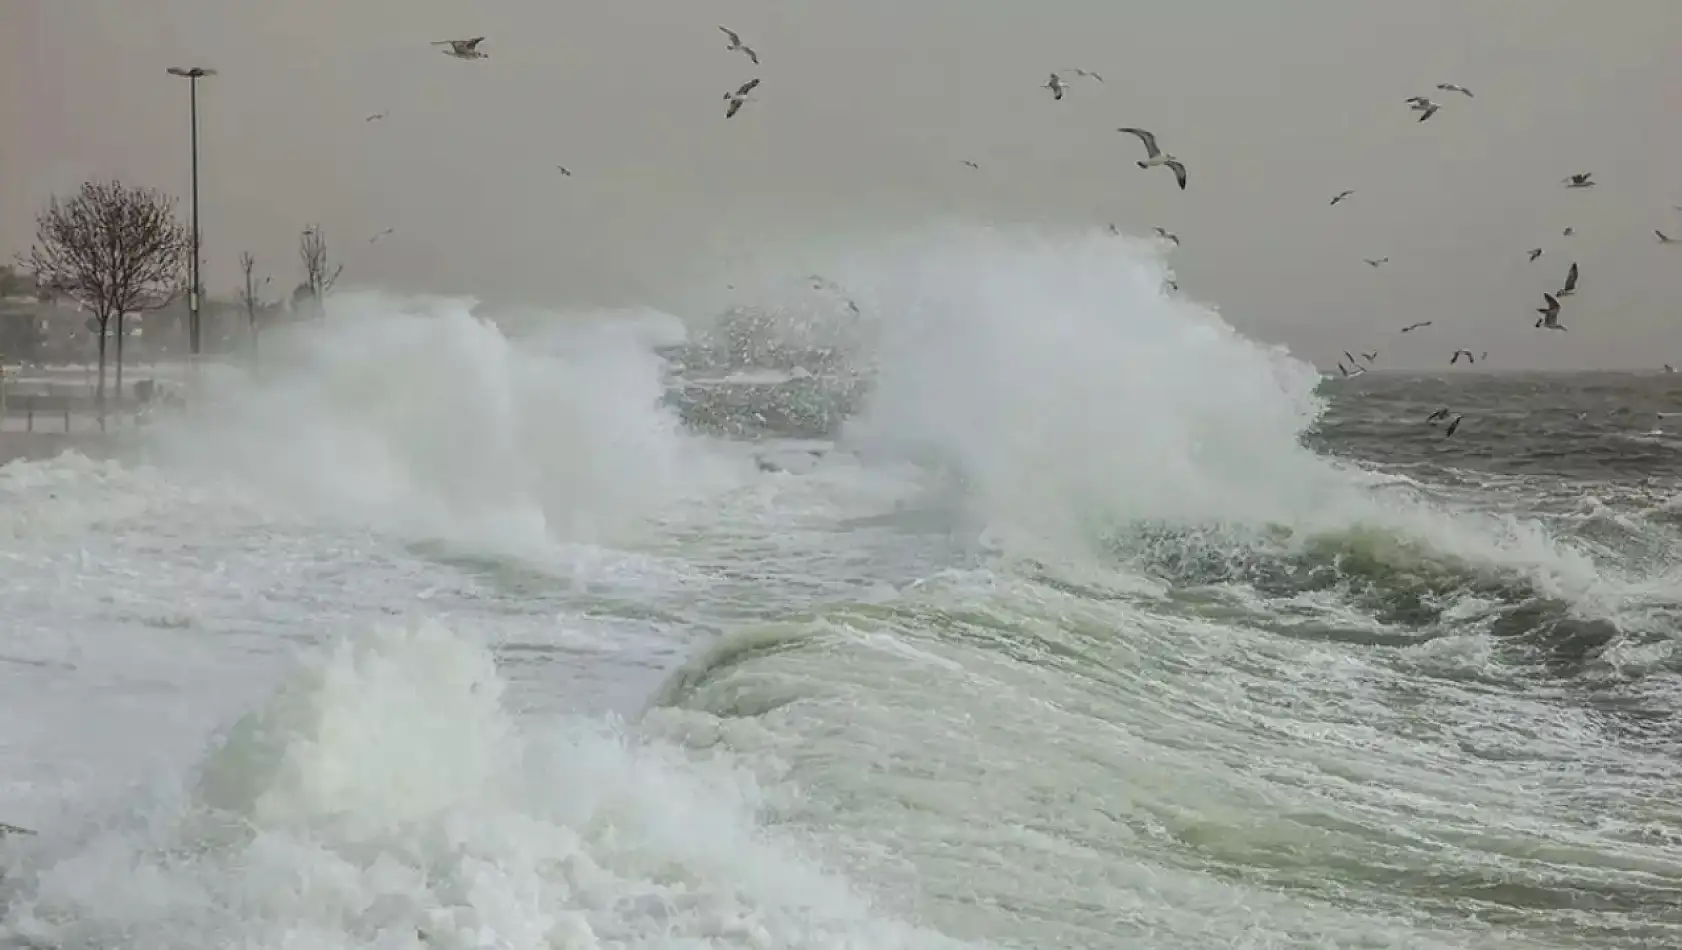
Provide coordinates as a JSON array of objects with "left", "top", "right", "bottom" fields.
[{"left": 144, "top": 290, "right": 738, "bottom": 555}]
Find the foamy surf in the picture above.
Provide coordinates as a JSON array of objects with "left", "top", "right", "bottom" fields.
[
  {"left": 2, "top": 224, "right": 1678, "bottom": 950},
  {"left": 1, "top": 622, "right": 968, "bottom": 950},
  {"left": 138, "top": 290, "right": 740, "bottom": 557}
]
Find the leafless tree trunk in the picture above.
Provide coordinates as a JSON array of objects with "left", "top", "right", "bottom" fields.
[
  {"left": 237, "top": 251, "right": 273, "bottom": 364},
  {"left": 95, "top": 320, "right": 108, "bottom": 418},
  {"left": 20, "top": 181, "right": 188, "bottom": 426},
  {"left": 298, "top": 225, "right": 342, "bottom": 321},
  {"left": 115, "top": 309, "right": 126, "bottom": 403}
]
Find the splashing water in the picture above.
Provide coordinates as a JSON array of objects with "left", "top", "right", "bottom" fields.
[
  {"left": 832, "top": 228, "right": 1333, "bottom": 538},
  {"left": 1, "top": 622, "right": 967, "bottom": 950},
  {"left": 142, "top": 290, "right": 731, "bottom": 555},
  {"left": 3, "top": 224, "right": 1678, "bottom": 950}
]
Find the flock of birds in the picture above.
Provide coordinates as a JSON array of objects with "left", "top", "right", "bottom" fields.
[
  {"left": 414, "top": 36, "right": 1679, "bottom": 443},
  {"left": 423, "top": 37, "right": 1189, "bottom": 212},
  {"left": 1328, "top": 161, "right": 1673, "bottom": 390},
  {"left": 1241, "top": 83, "right": 1679, "bottom": 440},
  {"left": 429, "top": 31, "right": 769, "bottom": 120}
]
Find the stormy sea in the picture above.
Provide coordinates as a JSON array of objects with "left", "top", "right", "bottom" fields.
[{"left": 1, "top": 228, "right": 1678, "bottom": 950}]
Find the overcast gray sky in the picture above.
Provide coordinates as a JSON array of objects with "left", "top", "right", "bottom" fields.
[{"left": 3, "top": 0, "right": 1680, "bottom": 371}]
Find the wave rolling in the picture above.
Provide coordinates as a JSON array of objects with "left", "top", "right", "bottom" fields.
[{"left": 2, "top": 224, "right": 1679, "bottom": 950}]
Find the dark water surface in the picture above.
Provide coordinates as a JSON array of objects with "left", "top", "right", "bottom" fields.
[{"left": 1309, "top": 371, "right": 1682, "bottom": 482}]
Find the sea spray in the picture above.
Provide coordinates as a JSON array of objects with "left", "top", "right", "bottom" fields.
[
  {"left": 1, "top": 621, "right": 971, "bottom": 950},
  {"left": 140, "top": 291, "right": 738, "bottom": 555},
  {"left": 2, "top": 224, "right": 1677, "bottom": 950}
]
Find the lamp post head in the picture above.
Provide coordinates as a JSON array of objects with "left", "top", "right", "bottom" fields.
[{"left": 167, "top": 66, "right": 217, "bottom": 78}]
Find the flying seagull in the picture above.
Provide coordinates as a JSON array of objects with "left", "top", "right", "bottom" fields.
[
  {"left": 1361, "top": 351, "right": 1378, "bottom": 363},
  {"left": 1427, "top": 408, "right": 1451, "bottom": 423},
  {"left": 1107, "top": 223, "right": 1120, "bottom": 235},
  {"left": 1406, "top": 96, "right": 1440, "bottom": 121},
  {"left": 1044, "top": 73, "right": 1067, "bottom": 101},
  {"left": 1563, "top": 173, "right": 1595, "bottom": 188},
  {"left": 1364, "top": 257, "right": 1389, "bottom": 267},
  {"left": 1563, "top": 227, "right": 1575, "bottom": 236},
  {"left": 718, "top": 26, "right": 759, "bottom": 65},
  {"left": 1657, "top": 230, "right": 1679, "bottom": 244},
  {"left": 556, "top": 165, "right": 572, "bottom": 176},
  {"left": 1400, "top": 321, "right": 1433, "bottom": 333},
  {"left": 368, "top": 227, "right": 394, "bottom": 243},
  {"left": 433, "top": 37, "right": 488, "bottom": 60},
  {"left": 1330, "top": 190, "right": 1356, "bottom": 206},
  {"left": 365, "top": 112, "right": 386, "bottom": 123},
  {"left": 961, "top": 160, "right": 980, "bottom": 170},
  {"left": 1337, "top": 361, "right": 1367, "bottom": 378},
  {"left": 1436, "top": 83, "right": 1473, "bottom": 97},
  {"left": 1154, "top": 227, "right": 1180, "bottom": 245},
  {"left": 1451, "top": 349, "right": 1475, "bottom": 364},
  {"left": 723, "top": 78, "right": 760, "bottom": 118},
  {"left": 1062, "top": 68, "right": 1104, "bottom": 83},
  {"left": 1117, "top": 127, "right": 1187, "bottom": 190},
  {"left": 1556, "top": 261, "right": 1579, "bottom": 297},
  {"left": 1535, "top": 292, "right": 1564, "bottom": 330},
  {"left": 1444, "top": 415, "right": 1464, "bottom": 437},
  {"left": 1528, "top": 248, "right": 1543, "bottom": 262}
]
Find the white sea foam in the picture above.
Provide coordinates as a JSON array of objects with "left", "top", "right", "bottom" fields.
[
  {"left": 139, "top": 290, "right": 740, "bottom": 558},
  {"left": 1, "top": 621, "right": 969, "bottom": 950},
  {"left": 3, "top": 224, "right": 1675, "bottom": 950}
]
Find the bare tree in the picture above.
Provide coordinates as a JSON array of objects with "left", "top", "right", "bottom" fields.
[
  {"left": 297, "top": 225, "right": 342, "bottom": 320},
  {"left": 21, "top": 181, "right": 188, "bottom": 421},
  {"left": 237, "top": 251, "right": 274, "bottom": 362}
]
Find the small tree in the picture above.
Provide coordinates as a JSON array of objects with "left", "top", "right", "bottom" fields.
[
  {"left": 297, "top": 225, "right": 342, "bottom": 320},
  {"left": 237, "top": 251, "right": 274, "bottom": 362},
  {"left": 21, "top": 181, "right": 188, "bottom": 420}
]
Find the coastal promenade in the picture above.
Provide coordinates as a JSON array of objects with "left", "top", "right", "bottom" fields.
[{"left": 0, "top": 360, "right": 191, "bottom": 464}]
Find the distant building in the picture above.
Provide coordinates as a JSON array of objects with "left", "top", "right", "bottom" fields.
[
  {"left": 0, "top": 290, "right": 88, "bottom": 364},
  {"left": 145, "top": 295, "right": 257, "bottom": 354},
  {"left": 0, "top": 295, "right": 47, "bottom": 361}
]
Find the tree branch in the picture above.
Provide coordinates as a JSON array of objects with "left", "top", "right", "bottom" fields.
[{"left": 22, "top": 181, "right": 189, "bottom": 329}]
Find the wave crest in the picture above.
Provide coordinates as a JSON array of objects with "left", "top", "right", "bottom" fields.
[{"left": 1, "top": 621, "right": 967, "bottom": 950}]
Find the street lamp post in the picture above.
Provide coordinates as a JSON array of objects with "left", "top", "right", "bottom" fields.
[{"left": 166, "top": 66, "right": 215, "bottom": 359}]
